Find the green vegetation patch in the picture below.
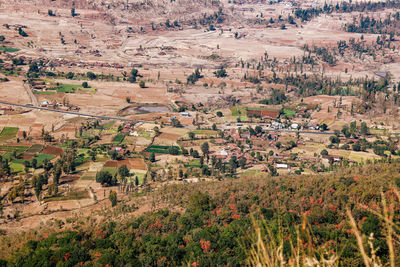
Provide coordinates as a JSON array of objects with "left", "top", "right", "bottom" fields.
[
  {"left": 184, "top": 159, "right": 202, "bottom": 168},
  {"left": 102, "top": 167, "right": 118, "bottom": 176},
  {"left": 57, "top": 84, "right": 79, "bottom": 93},
  {"left": 147, "top": 145, "right": 181, "bottom": 155},
  {"left": 129, "top": 172, "right": 146, "bottom": 184},
  {"left": 0, "top": 46, "right": 19, "bottom": 52},
  {"left": 112, "top": 133, "right": 125, "bottom": 143},
  {"left": 26, "top": 144, "right": 44, "bottom": 154},
  {"left": 44, "top": 190, "right": 89, "bottom": 202},
  {"left": 0, "top": 145, "right": 28, "bottom": 154},
  {"left": 102, "top": 121, "right": 115, "bottom": 129},
  {"left": 140, "top": 131, "right": 151, "bottom": 138},
  {"left": 10, "top": 162, "right": 24, "bottom": 173},
  {"left": 283, "top": 109, "right": 296, "bottom": 117},
  {"left": 230, "top": 106, "right": 247, "bottom": 116},
  {"left": 0, "top": 127, "right": 18, "bottom": 141},
  {"left": 34, "top": 91, "right": 56, "bottom": 95},
  {"left": 81, "top": 171, "right": 96, "bottom": 180},
  {"left": 193, "top": 129, "right": 218, "bottom": 136},
  {"left": 78, "top": 87, "right": 96, "bottom": 93},
  {"left": 34, "top": 154, "right": 56, "bottom": 166}
]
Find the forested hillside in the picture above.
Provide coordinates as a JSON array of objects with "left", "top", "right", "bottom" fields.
[{"left": 1, "top": 163, "right": 399, "bottom": 266}]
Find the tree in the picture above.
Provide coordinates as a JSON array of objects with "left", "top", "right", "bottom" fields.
[
  {"left": 201, "top": 142, "right": 209, "bottom": 156},
  {"left": 214, "top": 67, "right": 227, "bottom": 78},
  {"left": 320, "top": 123, "right": 328, "bottom": 131},
  {"left": 238, "top": 156, "right": 246, "bottom": 169},
  {"left": 329, "top": 135, "right": 340, "bottom": 144},
  {"left": 189, "top": 132, "right": 195, "bottom": 140},
  {"left": 229, "top": 156, "right": 238, "bottom": 170},
  {"left": 360, "top": 122, "right": 369, "bottom": 135},
  {"left": 352, "top": 143, "right": 361, "bottom": 151},
  {"left": 149, "top": 152, "right": 156, "bottom": 163},
  {"left": 109, "top": 190, "right": 117, "bottom": 207},
  {"left": 32, "top": 158, "right": 37, "bottom": 169},
  {"left": 82, "top": 82, "right": 89, "bottom": 88},
  {"left": 118, "top": 164, "right": 129, "bottom": 179},
  {"left": 28, "top": 62, "right": 39, "bottom": 73},
  {"left": 320, "top": 149, "right": 329, "bottom": 156},
  {"left": 187, "top": 69, "right": 202, "bottom": 84},
  {"left": 53, "top": 166, "right": 62, "bottom": 184},
  {"left": 187, "top": 191, "right": 213, "bottom": 213},
  {"left": 135, "top": 176, "right": 139, "bottom": 186},
  {"left": 128, "top": 69, "right": 139, "bottom": 83},
  {"left": 71, "top": 8, "right": 77, "bottom": 17},
  {"left": 171, "top": 118, "right": 182, "bottom": 127},
  {"left": 139, "top": 81, "right": 145, "bottom": 88},
  {"left": 216, "top": 111, "right": 223, "bottom": 117},
  {"left": 18, "top": 27, "right": 28, "bottom": 37},
  {"left": 96, "top": 170, "right": 116, "bottom": 186},
  {"left": 86, "top": 72, "right": 97, "bottom": 80},
  {"left": 168, "top": 146, "right": 180, "bottom": 155}
]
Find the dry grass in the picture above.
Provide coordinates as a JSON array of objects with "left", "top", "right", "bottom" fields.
[{"left": 245, "top": 215, "right": 338, "bottom": 267}]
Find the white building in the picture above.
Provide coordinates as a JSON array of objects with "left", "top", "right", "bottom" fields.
[
  {"left": 276, "top": 163, "right": 288, "bottom": 169},
  {"left": 220, "top": 149, "right": 229, "bottom": 156}
]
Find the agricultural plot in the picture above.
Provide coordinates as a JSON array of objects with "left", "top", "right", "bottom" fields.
[
  {"left": 43, "top": 189, "right": 90, "bottom": 202},
  {"left": 35, "top": 154, "right": 56, "bottom": 166},
  {"left": 193, "top": 129, "right": 218, "bottom": 136},
  {"left": 102, "top": 121, "right": 115, "bottom": 129},
  {"left": 184, "top": 159, "right": 202, "bottom": 168},
  {"left": 0, "top": 127, "right": 18, "bottom": 142},
  {"left": 104, "top": 158, "right": 147, "bottom": 170},
  {"left": 0, "top": 46, "right": 19, "bottom": 52},
  {"left": 0, "top": 145, "right": 28, "bottom": 160},
  {"left": 26, "top": 144, "right": 44, "bottom": 154},
  {"left": 56, "top": 84, "right": 79, "bottom": 93},
  {"left": 283, "top": 109, "right": 296, "bottom": 117},
  {"left": 112, "top": 133, "right": 125, "bottom": 143},
  {"left": 10, "top": 162, "right": 24, "bottom": 173},
  {"left": 0, "top": 145, "right": 28, "bottom": 154},
  {"left": 102, "top": 166, "right": 118, "bottom": 176},
  {"left": 42, "top": 146, "right": 63, "bottom": 156},
  {"left": 34, "top": 91, "right": 55, "bottom": 95},
  {"left": 81, "top": 171, "right": 96, "bottom": 180},
  {"left": 129, "top": 172, "right": 146, "bottom": 184},
  {"left": 146, "top": 145, "right": 181, "bottom": 155}
]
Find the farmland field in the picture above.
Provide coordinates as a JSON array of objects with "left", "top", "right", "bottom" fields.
[
  {"left": 0, "top": 127, "right": 18, "bottom": 141},
  {"left": 0, "top": 46, "right": 19, "bottom": 52},
  {"left": 34, "top": 91, "right": 55, "bottom": 95},
  {"left": 10, "top": 162, "right": 24, "bottom": 173},
  {"left": 146, "top": 145, "right": 181, "bottom": 154},
  {"left": 42, "top": 146, "right": 63, "bottom": 156},
  {"left": 43, "top": 189, "right": 90, "bottom": 202},
  {"left": 283, "top": 109, "right": 296, "bottom": 117},
  {"left": 184, "top": 159, "right": 201, "bottom": 168},
  {"left": 34, "top": 154, "right": 56, "bottom": 166},
  {"left": 112, "top": 134, "right": 125, "bottom": 143},
  {"left": 193, "top": 129, "right": 218, "bottom": 136},
  {"left": 0, "top": 145, "right": 28, "bottom": 153},
  {"left": 57, "top": 84, "right": 79, "bottom": 93},
  {"left": 25, "top": 144, "right": 44, "bottom": 154},
  {"left": 102, "top": 166, "right": 118, "bottom": 176}
]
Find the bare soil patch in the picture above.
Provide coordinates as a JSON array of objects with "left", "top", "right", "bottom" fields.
[{"left": 42, "top": 146, "right": 63, "bottom": 156}]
